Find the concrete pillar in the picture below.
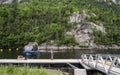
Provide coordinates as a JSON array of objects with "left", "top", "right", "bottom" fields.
[{"left": 74, "top": 69, "right": 87, "bottom": 75}]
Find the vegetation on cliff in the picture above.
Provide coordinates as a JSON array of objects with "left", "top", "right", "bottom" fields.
[{"left": 0, "top": 0, "right": 119, "bottom": 47}]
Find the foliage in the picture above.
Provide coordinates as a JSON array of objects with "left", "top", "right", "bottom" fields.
[
  {"left": 71, "top": 0, "right": 120, "bottom": 46},
  {"left": 0, "top": 0, "right": 120, "bottom": 47},
  {"left": 55, "top": 35, "right": 78, "bottom": 46},
  {"left": 0, "top": 65, "right": 62, "bottom": 75}
]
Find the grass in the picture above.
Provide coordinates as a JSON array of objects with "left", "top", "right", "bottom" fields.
[{"left": 0, "top": 65, "right": 62, "bottom": 75}]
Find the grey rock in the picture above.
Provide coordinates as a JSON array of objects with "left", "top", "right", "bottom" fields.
[
  {"left": 67, "top": 11, "right": 106, "bottom": 47},
  {"left": 97, "top": 0, "right": 120, "bottom": 5},
  {"left": 0, "top": 0, "right": 22, "bottom": 4}
]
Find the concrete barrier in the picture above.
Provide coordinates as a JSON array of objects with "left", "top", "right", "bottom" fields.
[{"left": 74, "top": 69, "right": 87, "bottom": 75}]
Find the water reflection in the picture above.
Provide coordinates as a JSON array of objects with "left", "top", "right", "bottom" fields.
[
  {"left": 0, "top": 49, "right": 120, "bottom": 59},
  {"left": 0, "top": 49, "right": 22, "bottom": 59}
]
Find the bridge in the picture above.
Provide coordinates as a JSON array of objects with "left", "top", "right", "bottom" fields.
[
  {"left": 81, "top": 54, "right": 120, "bottom": 75},
  {"left": 0, "top": 54, "right": 120, "bottom": 75}
]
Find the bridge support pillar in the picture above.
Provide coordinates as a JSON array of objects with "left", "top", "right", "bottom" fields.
[{"left": 74, "top": 69, "right": 87, "bottom": 75}]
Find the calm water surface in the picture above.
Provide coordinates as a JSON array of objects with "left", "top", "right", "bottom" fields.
[{"left": 0, "top": 49, "right": 120, "bottom": 59}]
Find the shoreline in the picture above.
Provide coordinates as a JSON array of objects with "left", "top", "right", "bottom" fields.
[
  {"left": 38, "top": 45, "right": 120, "bottom": 50},
  {"left": 38, "top": 46, "right": 90, "bottom": 50},
  {"left": 1, "top": 45, "right": 119, "bottom": 50}
]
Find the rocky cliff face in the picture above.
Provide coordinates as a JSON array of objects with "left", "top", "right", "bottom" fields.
[
  {"left": 67, "top": 11, "right": 105, "bottom": 47},
  {"left": 0, "top": 0, "right": 13, "bottom": 4},
  {"left": 97, "top": 0, "right": 120, "bottom": 5},
  {"left": 0, "top": 0, "right": 21, "bottom": 4}
]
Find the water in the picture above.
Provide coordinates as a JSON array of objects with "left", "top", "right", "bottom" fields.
[
  {"left": 0, "top": 49, "right": 120, "bottom": 59},
  {"left": 0, "top": 49, "right": 119, "bottom": 75}
]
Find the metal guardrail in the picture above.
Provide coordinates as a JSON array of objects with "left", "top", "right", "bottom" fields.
[{"left": 81, "top": 54, "right": 120, "bottom": 75}]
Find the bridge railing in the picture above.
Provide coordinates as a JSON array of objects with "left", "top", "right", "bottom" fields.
[{"left": 81, "top": 54, "right": 120, "bottom": 74}]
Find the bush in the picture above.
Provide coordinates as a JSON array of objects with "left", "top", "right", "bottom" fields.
[{"left": 0, "top": 65, "right": 62, "bottom": 75}]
